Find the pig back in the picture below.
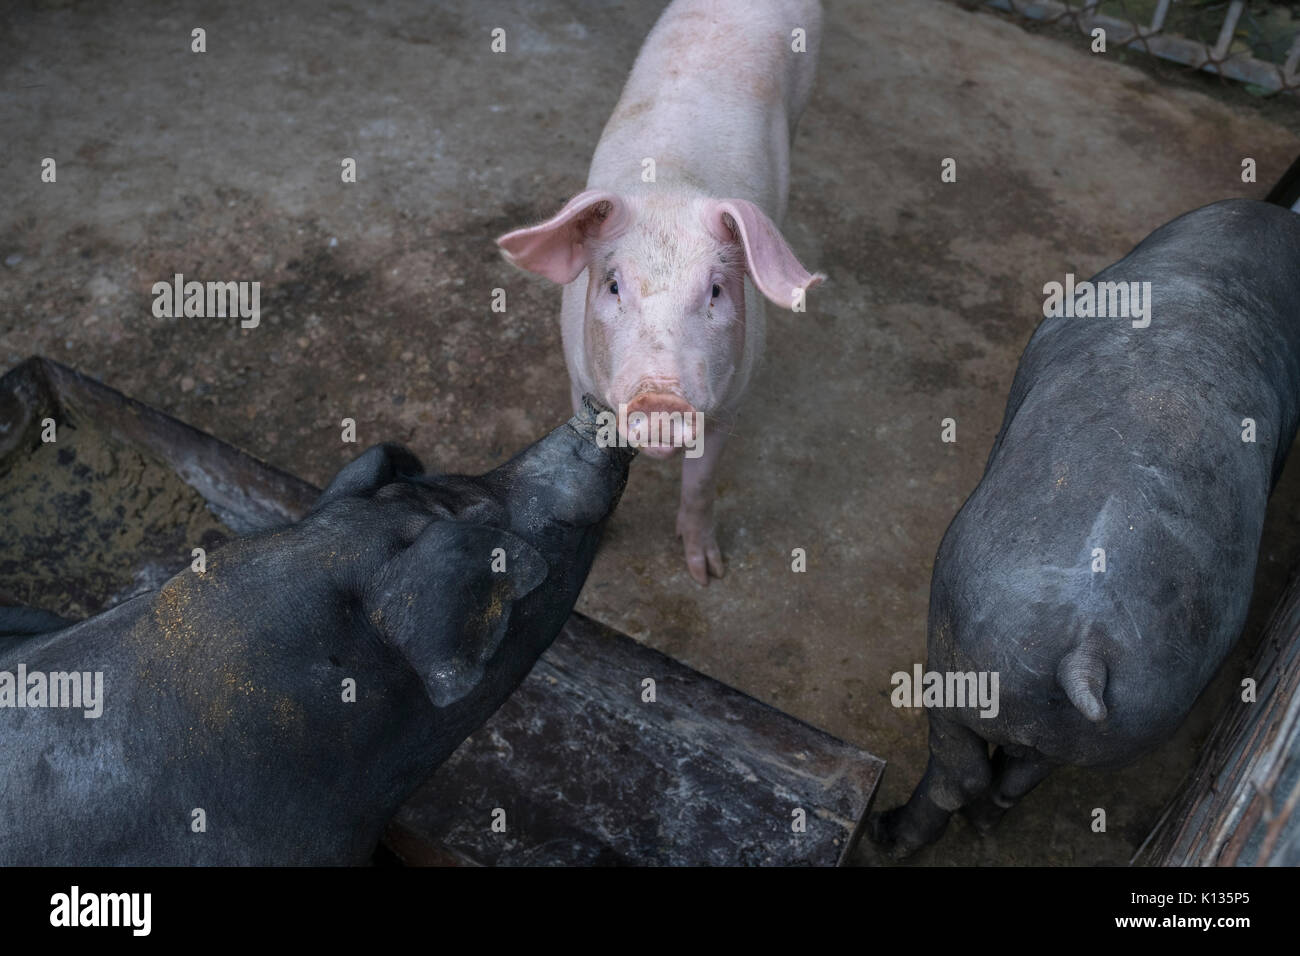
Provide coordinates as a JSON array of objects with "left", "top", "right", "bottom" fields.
[
  {"left": 588, "top": 0, "right": 823, "bottom": 214},
  {"left": 928, "top": 200, "right": 1300, "bottom": 763}
]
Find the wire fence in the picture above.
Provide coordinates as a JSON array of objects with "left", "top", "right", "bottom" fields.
[{"left": 966, "top": 1, "right": 1300, "bottom": 93}]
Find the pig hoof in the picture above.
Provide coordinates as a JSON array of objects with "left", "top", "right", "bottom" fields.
[
  {"left": 677, "top": 514, "right": 725, "bottom": 586},
  {"left": 866, "top": 809, "right": 919, "bottom": 861},
  {"left": 865, "top": 810, "right": 901, "bottom": 853},
  {"left": 961, "top": 797, "right": 1007, "bottom": 836}
]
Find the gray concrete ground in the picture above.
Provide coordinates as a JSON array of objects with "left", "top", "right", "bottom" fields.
[{"left": 3, "top": 0, "right": 1299, "bottom": 865}]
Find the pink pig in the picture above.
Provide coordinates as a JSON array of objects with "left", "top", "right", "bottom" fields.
[{"left": 497, "top": 0, "right": 824, "bottom": 585}]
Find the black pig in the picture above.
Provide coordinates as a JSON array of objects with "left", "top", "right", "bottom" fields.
[
  {"left": 871, "top": 200, "right": 1300, "bottom": 858},
  {"left": 0, "top": 399, "right": 632, "bottom": 864}
]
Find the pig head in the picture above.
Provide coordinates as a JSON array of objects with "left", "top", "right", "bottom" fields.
[
  {"left": 496, "top": 0, "right": 825, "bottom": 585},
  {"left": 0, "top": 399, "right": 632, "bottom": 865}
]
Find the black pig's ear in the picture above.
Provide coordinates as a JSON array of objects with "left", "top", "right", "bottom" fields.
[
  {"left": 314, "top": 443, "right": 424, "bottom": 511},
  {"left": 365, "top": 520, "right": 548, "bottom": 708}
]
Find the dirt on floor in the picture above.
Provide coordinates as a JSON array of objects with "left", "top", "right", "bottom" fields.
[{"left": 2, "top": 0, "right": 1300, "bottom": 865}]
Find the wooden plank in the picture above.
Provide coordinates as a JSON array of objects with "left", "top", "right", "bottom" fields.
[
  {"left": 392, "top": 611, "right": 882, "bottom": 866},
  {"left": 1134, "top": 568, "right": 1300, "bottom": 866}
]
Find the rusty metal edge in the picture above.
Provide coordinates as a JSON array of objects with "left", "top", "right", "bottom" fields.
[{"left": 29, "top": 356, "right": 322, "bottom": 530}]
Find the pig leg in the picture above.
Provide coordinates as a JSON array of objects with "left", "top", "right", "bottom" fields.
[
  {"left": 961, "top": 747, "right": 1055, "bottom": 835},
  {"left": 677, "top": 419, "right": 730, "bottom": 586},
  {"left": 868, "top": 712, "right": 992, "bottom": 858}
]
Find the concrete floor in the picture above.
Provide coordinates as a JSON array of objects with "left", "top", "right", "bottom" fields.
[{"left": 3, "top": 0, "right": 1300, "bottom": 865}]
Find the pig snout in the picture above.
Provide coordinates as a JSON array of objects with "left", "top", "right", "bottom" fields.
[{"left": 622, "top": 390, "right": 698, "bottom": 459}]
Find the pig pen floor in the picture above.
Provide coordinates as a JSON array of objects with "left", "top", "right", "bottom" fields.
[{"left": 3, "top": 0, "right": 1300, "bottom": 866}]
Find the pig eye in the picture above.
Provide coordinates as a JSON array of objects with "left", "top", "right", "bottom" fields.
[
  {"left": 609, "top": 281, "right": 619, "bottom": 296},
  {"left": 711, "top": 283, "right": 722, "bottom": 299}
]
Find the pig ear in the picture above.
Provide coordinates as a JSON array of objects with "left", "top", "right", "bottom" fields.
[
  {"left": 314, "top": 443, "right": 424, "bottom": 511},
  {"left": 707, "top": 199, "right": 825, "bottom": 309},
  {"left": 365, "top": 521, "right": 548, "bottom": 708},
  {"left": 496, "top": 189, "right": 625, "bottom": 284}
]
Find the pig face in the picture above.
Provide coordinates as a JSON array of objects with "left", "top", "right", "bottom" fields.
[
  {"left": 498, "top": 189, "right": 823, "bottom": 457},
  {"left": 583, "top": 195, "right": 747, "bottom": 457}
]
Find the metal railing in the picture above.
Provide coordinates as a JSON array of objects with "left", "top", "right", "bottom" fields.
[{"left": 973, "top": 1, "right": 1300, "bottom": 93}]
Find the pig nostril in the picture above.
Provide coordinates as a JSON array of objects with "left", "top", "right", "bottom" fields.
[{"left": 623, "top": 392, "right": 699, "bottom": 451}]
